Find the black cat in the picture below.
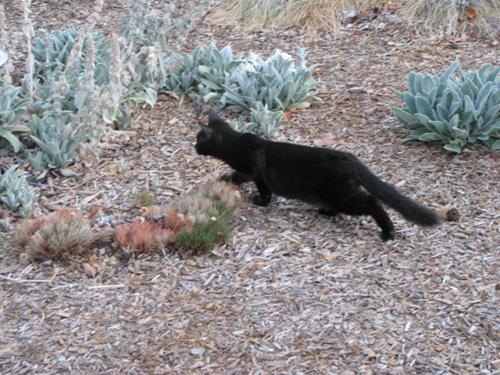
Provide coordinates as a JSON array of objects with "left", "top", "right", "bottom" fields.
[{"left": 195, "top": 111, "right": 456, "bottom": 240}]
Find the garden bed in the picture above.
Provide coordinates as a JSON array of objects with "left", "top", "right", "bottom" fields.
[{"left": 0, "top": 0, "right": 498, "bottom": 373}]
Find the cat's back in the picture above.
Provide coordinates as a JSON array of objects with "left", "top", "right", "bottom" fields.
[
  {"left": 259, "top": 139, "right": 357, "bottom": 201},
  {"left": 264, "top": 139, "right": 352, "bottom": 164}
]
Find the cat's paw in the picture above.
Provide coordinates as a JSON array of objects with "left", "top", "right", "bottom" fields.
[
  {"left": 380, "top": 230, "right": 395, "bottom": 241},
  {"left": 252, "top": 195, "right": 270, "bottom": 207}
]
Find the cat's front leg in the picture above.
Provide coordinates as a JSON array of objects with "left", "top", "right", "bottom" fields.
[
  {"left": 252, "top": 176, "right": 272, "bottom": 206},
  {"left": 251, "top": 150, "right": 272, "bottom": 206},
  {"left": 220, "top": 171, "right": 252, "bottom": 185}
]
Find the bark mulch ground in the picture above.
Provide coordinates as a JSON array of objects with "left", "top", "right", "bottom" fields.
[{"left": 1, "top": 1, "right": 499, "bottom": 373}]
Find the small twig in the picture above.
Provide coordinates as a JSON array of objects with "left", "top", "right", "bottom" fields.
[
  {"left": 87, "top": 284, "right": 126, "bottom": 290},
  {"left": 0, "top": 275, "right": 53, "bottom": 284},
  {"left": 80, "top": 191, "right": 101, "bottom": 205},
  {"left": 280, "top": 233, "right": 301, "bottom": 244},
  {"left": 18, "top": 264, "right": 33, "bottom": 278},
  {"left": 164, "top": 185, "right": 184, "bottom": 193}
]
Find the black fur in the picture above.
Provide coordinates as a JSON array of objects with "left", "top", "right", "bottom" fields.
[{"left": 195, "top": 111, "right": 441, "bottom": 240}]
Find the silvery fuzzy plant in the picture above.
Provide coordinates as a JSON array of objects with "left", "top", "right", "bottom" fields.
[
  {"left": 0, "top": 5, "right": 30, "bottom": 153},
  {"left": 20, "top": 0, "right": 35, "bottom": 101},
  {"left": 30, "top": 26, "right": 110, "bottom": 140},
  {"left": 101, "top": 2, "right": 189, "bottom": 129},
  {"left": 229, "top": 103, "right": 284, "bottom": 137},
  {"left": 29, "top": 1, "right": 186, "bottom": 130},
  {"left": 164, "top": 44, "right": 319, "bottom": 111},
  {"left": 120, "top": 0, "right": 189, "bottom": 57},
  {"left": 0, "top": 82, "right": 30, "bottom": 152},
  {"left": 113, "top": 0, "right": 192, "bottom": 127},
  {"left": 393, "top": 60, "right": 500, "bottom": 153},
  {"left": 31, "top": 31, "right": 102, "bottom": 139},
  {"left": 0, "top": 165, "right": 35, "bottom": 216},
  {"left": 102, "top": 39, "right": 164, "bottom": 129},
  {"left": 29, "top": 111, "right": 88, "bottom": 171},
  {"left": 221, "top": 49, "right": 319, "bottom": 113},
  {"left": 32, "top": 26, "right": 111, "bottom": 83},
  {"left": 0, "top": 5, "right": 13, "bottom": 87},
  {"left": 164, "top": 44, "right": 319, "bottom": 136},
  {"left": 164, "top": 43, "right": 244, "bottom": 101}
]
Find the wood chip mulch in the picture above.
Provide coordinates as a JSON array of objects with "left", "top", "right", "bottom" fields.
[{"left": 1, "top": 1, "right": 499, "bottom": 373}]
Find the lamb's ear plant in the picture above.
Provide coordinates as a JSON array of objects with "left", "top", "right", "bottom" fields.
[
  {"left": 0, "top": 5, "right": 13, "bottom": 87},
  {"left": 32, "top": 26, "right": 111, "bottom": 82},
  {"left": 0, "top": 165, "right": 35, "bottom": 216},
  {"left": 165, "top": 44, "right": 320, "bottom": 136},
  {"left": 20, "top": 0, "right": 35, "bottom": 101},
  {"left": 222, "top": 48, "right": 319, "bottom": 112},
  {"left": 229, "top": 102, "right": 284, "bottom": 137},
  {"left": 29, "top": 112, "right": 88, "bottom": 171},
  {"left": 393, "top": 60, "right": 500, "bottom": 153},
  {"left": 0, "top": 84, "right": 30, "bottom": 152},
  {"left": 1, "top": 5, "right": 28, "bottom": 153}
]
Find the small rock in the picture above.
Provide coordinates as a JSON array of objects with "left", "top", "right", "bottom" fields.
[
  {"left": 342, "top": 10, "right": 358, "bottom": 24},
  {"left": 82, "top": 263, "right": 97, "bottom": 278},
  {"left": 190, "top": 347, "right": 205, "bottom": 356},
  {"left": 41, "top": 260, "right": 53, "bottom": 267}
]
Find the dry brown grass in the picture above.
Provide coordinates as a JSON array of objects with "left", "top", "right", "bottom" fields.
[
  {"left": 399, "top": 0, "right": 500, "bottom": 36},
  {"left": 217, "top": 0, "right": 385, "bottom": 33},
  {"left": 114, "top": 217, "right": 176, "bottom": 254},
  {"left": 11, "top": 208, "right": 112, "bottom": 261},
  {"left": 217, "top": 0, "right": 499, "bottom": 36}
]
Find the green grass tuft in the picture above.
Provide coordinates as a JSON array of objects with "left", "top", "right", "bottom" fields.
[{"left": 175, "top": 204, "right": 234, "bottom": 254}]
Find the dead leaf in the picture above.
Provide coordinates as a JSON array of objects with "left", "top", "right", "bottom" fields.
[
  {"left": 314, "top": 135, "right": 345, "bottom": 146},
  {"left": 464, "top": 7, "right": 477, "bottom": 21},
  {"left": 88, "top": 204, "right": 100, "bottom": 221},
  {"left": 82, "top": 263, "right": 97, "bottom": 278},
  {"left": 60, "top": 168, "right": 78, "bottom": 177}
]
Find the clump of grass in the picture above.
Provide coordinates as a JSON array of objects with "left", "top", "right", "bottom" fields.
[
  {"left": 175, "top": 203, "right": 234, "bottom": 255},
  {"left": 11, "top": 208, "right": 112, "bottom": 261},
  {"left": 173, "top": 181, "right": 240, "bottom": 255},
  {"left": 175, "top": 181, "right": 241, "bottom": 223},
  {"left": 217, "top": 0, "right": 384, "bottom": 33},
  {"left": 141, "top": 205, "right": 195, "bottom": 233},
  {"left": 399, "top": 0, "right": 500, "bottom": 36},
  {"left": 116, "top": 181, "right": 241, "bottom": 256},
  {"left": 135, "top": 189, "right": 155, "bottom": 207},
  {"left": 114, "top": 217, "right": 176, "bottom": 254}
]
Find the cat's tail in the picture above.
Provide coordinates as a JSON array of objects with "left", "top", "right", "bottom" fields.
[{"left": 352, "top": 158, "right": 458, "bottom": 226}]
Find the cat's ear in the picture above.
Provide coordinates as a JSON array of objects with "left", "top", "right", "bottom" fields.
[{"left": 208, "top": 110, "right": 222, "bottom": 126}]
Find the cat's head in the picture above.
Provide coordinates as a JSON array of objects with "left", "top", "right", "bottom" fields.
[{"left": 195, "top": 111, "right": 230, "bottom": 156}]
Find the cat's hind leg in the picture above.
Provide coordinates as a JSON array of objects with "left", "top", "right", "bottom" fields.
[{"left": 337, "top": 192, "right": 395, "bottom": 241}]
